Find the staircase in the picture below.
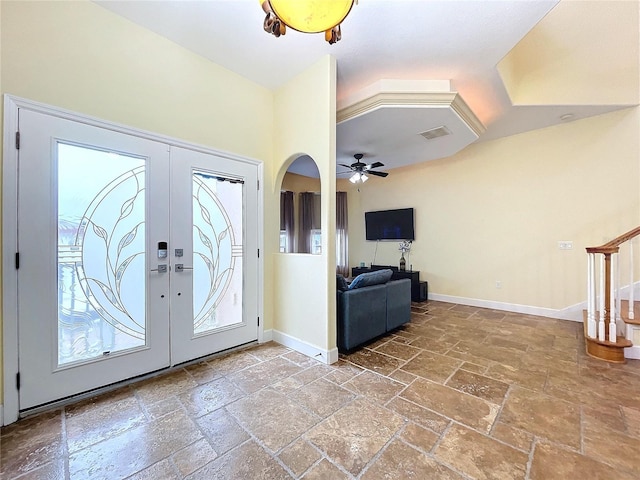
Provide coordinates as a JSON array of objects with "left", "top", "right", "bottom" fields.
[{"left": 585, "top": 227, "right": 640, "bottom": 363}]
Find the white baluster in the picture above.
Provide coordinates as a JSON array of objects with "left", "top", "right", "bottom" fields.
[
  {"left": 599, "top": 255, "right": 606, "bottom": 341},
  {"left": 610, "top": 253, "right": 617, "bottom": 342},
  {"left": 616, "top": 251, "right": 621, "bottom": 322},
  {"left": 587, "top": 253, "right": 596, "bottom": 338},
  {"left": 630, "top": 239, "right": 635, "bottom": 320}
]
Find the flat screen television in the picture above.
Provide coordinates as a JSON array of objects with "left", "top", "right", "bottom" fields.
[{"left": 365, "top": 208, "right": 415, "bottom": 240}]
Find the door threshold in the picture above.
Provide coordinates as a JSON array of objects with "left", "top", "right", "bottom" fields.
[{"left": 18, "top": 340, "right": 258, "bottom": 420}]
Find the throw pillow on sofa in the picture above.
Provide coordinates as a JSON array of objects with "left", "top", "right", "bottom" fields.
[
  {"left": 348, "top": 269, "right": 393, "bottom": 290},
  {"left": 336, "top": 274, "right": 350, "bottom": 291}
]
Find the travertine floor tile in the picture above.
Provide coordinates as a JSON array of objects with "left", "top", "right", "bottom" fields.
[
  {"left": 373, "top": 339, "right": 422, "bottom": 360},
  {"left": 409, "top": 335, "right": 457, "bottom": 354},
  {"left": 341, "top": 349, "right": 405, "bottom": 376},
  {"left": 178, "top": 377, "right": 245, "bottom": 418},
  {"left": 172, "top": 438, "right": 218, "bottom": 477},
  {"left": 530, "top": 441, "right": 638, "bottom": 480},
  {"left": 126, "top": 458, "right": 180, "bottom": 480},
  {"left": 385, "top": 397, "right": 451, "bottom": 434},
  {"left": 277, "top": 439, "right": 322, "bottom": 477},
  {"left": 185, "top": 441, "right": 292, "bottom": 480},
  {"left": 435, "top": 424, "right": 528, "bottom": 480},
  {"left": 400, "top": 351, "right": 461, "bottom": 383},
  {"left": 69, "top": 409, "right": 201, "bottom": 480},
  {"left": 491, "top": 423, "right": 534, "bottom": 452},
  {"left": 622, "top": 405, "right": 640, "bottom": 437},
  {"left": 227, "top": 389, "right": 319, "bottom": 452},
  {"left": 400, "top": 422, "right": 440, "bottom": 452},
  {"left": 305, "top": 398, "right": 404, "bottom": 475},
  {"left": 302, "top": 459, "right": 350, "bottom": 479},
  {"left": 362, "top": 440, "right": 465, "bottom": 480},
  {"left": 323, "top": 360, "right": 363, "bottom": 385},
  {"left": 196, "top": 407, "right": 250, "bottom": 455},
  {"left": 0, "top": 409, "right": 64, "bottom": 477},
  {"left": 134, "top": 370, "right": 198, "bottom": 406},
  {"left": 445, "top": 369, "right": 509, "bottom": 404},
  {"left": 485, "top": 362, "right": 548, "bottom": 391},
  {"left": 206, "top": 350, "right": 260, "bottom": 375},
  {"left": 583, "top": 419, "right": 640, "bottom": 475},
  {"left": 289, "top": 378, "right": 356, "bottom": 418},
  {"left": 500, "top": 387, "right": 581, "bottom": 449},
  {"left": 342, "top": 370, "right": 404, "bottom": 404},
  {"left": 184, "top": 360, "right": 223, "bottom": 385},
  {"left": 227, "top": 357, "right": 303, "bottom": 393},
  {"left": 6, "top": 303, "right": 640, "bottom": 480},
  {"left": 401, "top": 378, "right": 499, "bottom": 434},
  {"left": 66, "top": 395, "right": 146, "bottom": 453}
]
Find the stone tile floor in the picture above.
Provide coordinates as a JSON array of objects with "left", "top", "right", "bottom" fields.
[{"left": 2, "top": 300, "right": 640, "bottom": 479}]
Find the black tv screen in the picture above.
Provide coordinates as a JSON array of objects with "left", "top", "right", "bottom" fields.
[{"left": 365, "top": 208, "right": 415, "bottom": 240}]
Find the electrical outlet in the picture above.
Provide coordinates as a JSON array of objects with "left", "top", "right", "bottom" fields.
[
  {"left": 495, "top": 280, "right": 502, "bottom": 289},
  {"left": 558, "top": 241, "right": 573, "bottom": 250}
]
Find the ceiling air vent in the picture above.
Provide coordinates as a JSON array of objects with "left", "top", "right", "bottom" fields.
[{"left": 419, "top": 126, "right": 451, "bottom": 140}]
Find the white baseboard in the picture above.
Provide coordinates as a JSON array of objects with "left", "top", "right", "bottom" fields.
[
  {"left": 271, "top": 330, "right": 338, "bottom": 365},
  {"left": 625, "top": 345, "right": 640, "bottom": 360},
  {"left": 261, "top": 329, "right": 273, "bottom": 343},
  {"left": 428, "top": 293, "right": 584, "bottom": 322}
]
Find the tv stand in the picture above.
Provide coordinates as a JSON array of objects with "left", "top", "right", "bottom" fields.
[{"left": 351, "top": 265, "right": 427, "bottom": 302}]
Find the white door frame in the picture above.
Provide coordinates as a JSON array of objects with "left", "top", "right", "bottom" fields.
[{"left": 2, "top": 95, "right": 265, "bottom": 425}]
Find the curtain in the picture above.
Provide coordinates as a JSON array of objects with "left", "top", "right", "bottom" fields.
[
  {"left": 298, "top": 192, "right": 315, "bottom": 253},
  {"left": 280, "top": 191, "right": 294, "bottom": 253},
  {"left": 336, "top": 191, "right": 349, "bottom": 276}
]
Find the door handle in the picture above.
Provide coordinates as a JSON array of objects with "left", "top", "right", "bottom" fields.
[
  {"left": 150, "top": 264, "right": 168, "bottom": 273},
  {"left": 175, "top": 264, "right": 193, "bottom": 273}
]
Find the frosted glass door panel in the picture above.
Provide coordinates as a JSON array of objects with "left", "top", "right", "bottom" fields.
[
  {"left": 192, "top": 172, "right": 243, "bottom": 335},
  {"left": 169, "top": 146, "right": 258, "bottom": 366},
  {"left": 58, "top": 143, "right": 146, "bottom": 365}
]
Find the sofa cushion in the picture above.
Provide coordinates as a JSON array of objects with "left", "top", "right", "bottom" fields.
[
  {"left": 348, "top": 269, "right": 393, "bottom": 290},
  {"left": 336, "top": 274, "right": 349, "bottom": 291}
]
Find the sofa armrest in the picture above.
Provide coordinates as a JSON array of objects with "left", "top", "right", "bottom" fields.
[
  {"left": 386, "top": 279, "right": 411, "bottom": 331},
  {"left": 337, "top": 283, "right": 387, "bottom": 352}
]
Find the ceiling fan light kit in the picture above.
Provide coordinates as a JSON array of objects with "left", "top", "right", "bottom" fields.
[
  {"left": 340, "top": 153, "right": 388, "bottom": 184},
  {"left": 260, "top": 0, "right": 355, "bottom": 44},
  {"left": 349, "top": 172, "right": 368, "bottom": 183}
]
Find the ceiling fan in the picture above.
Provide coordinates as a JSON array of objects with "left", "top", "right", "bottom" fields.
[{"left": 338, "top": 154, "right": 389, "bottom": 183}]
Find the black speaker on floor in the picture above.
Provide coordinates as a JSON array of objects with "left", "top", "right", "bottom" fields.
[{"left": 418, "top": 281, "right": 428, "bottom": 302}]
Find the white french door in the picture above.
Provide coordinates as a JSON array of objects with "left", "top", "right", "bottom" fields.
[
  {"left": 14, "top": 108, "right": 258, "bottom": 410},
  {"left": 169, "top": 146, "right": 258, "bottom": 365}
]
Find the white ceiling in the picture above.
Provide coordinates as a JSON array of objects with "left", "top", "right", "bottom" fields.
[{"left": 96, "top": 0, "right": 628, "bottom": 177}]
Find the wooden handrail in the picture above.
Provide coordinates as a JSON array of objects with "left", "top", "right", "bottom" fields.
[{"left": 586, "top": 225, "right": 640, "bottom": 254}]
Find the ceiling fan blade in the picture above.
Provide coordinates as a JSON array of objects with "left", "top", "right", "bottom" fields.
[
  {"left": 337, "top": 171, "right": 354, "bottom": 175},
  {"left": 368, "top": 170, "right": 389, "bottom": 177},
  {"left": 368, "top": 162, "right": 384, "bottom": 169},
  {"left": 338, "top": 164, "right": 354, "bottom": 169}
]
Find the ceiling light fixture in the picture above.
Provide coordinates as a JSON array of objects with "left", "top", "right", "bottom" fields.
[
  {"left": 349, "top": 172, "right": 368, "bottom": 183},
  {"left": 260, "top": 0, "right": 356, "bottom": 44}
]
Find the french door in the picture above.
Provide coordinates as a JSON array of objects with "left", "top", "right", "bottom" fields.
[{"left": 15, "top": 108, "right": 258, "bottom": 410}]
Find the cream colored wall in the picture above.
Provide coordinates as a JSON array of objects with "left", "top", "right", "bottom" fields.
[
  {"left": 272, "top": 55, "right": 337, "bottom": 356},
  {"left": 281, "top": 171, "right": 321, "bottom": 193},
  {"left": 346, "top": 107, "right": 640, "bottom": 311},
  {"left": 0, "top": 1, "right": 274, "bottom": 405},
  {"left": 0, "top": 0, "right": 3, "bottom": 404},
  {"left": 498, "top": 0, "right": 639, "bottom": 106}
]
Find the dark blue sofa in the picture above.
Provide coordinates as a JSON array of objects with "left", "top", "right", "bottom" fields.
[{"left": 336, "top": 269, "right": 412, "bottom": 352}]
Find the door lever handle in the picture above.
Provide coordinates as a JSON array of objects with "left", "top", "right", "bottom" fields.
[
  {"left": 150, "top": 264, "right": 168, "bottom": 273},
  {"left": 175, "top": 264, "right": 193, "bottom": 273}
]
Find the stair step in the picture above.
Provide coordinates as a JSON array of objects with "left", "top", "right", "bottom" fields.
[
  {"left": 620, "top": 300, "right": 640, "bottom": 325},
  {"left": 582, "top": 310, "right": 632, "bottom": 363}
]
